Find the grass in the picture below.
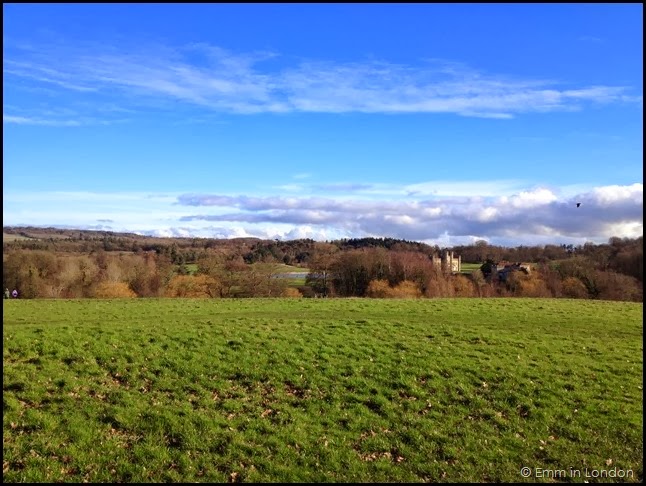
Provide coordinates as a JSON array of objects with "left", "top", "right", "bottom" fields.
[
  {"left": 268, "top": 264, "right": 309, "bottom": 288},
  {"left": 3, "top": 298, "right": 643, "bottom": 482},
  {"left": 179, "top": 263, "right": 199, "bottom": 275},
  {"left": 272, "top": 264, "right": 309, "bottom": 287},
  {"left": 270, "top": 264, "right": 310, "bottom": 274},
  {"left": 185, "top": 263, "right": 309, "bottom": 278},
  {"left": 2, "top": 233, "right": 35, "bottom": 242},
  {"left": 460, "top": 262, "right": 483, "bottom": 274}
]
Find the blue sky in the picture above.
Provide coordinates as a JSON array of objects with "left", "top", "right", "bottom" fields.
[{"left": 3, "top": 3, "right": 643, "bottom": 246}]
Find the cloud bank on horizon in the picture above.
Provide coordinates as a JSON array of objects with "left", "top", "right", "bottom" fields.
[{"left": 4, "top": 182, "right": 642, "bottom": 247}]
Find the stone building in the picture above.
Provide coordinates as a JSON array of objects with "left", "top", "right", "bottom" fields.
[
  {"left": 495, "top": 262, "right": 532, "bottom": 282},
  {"left": 431, "top": 250, "right": 462, "bottom": 274}
]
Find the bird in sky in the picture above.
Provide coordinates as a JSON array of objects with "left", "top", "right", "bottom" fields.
[{"left": 576, "top": 202, "right": 581, "bottom": 208}]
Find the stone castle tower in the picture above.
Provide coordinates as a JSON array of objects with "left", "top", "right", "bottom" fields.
[{"left": 431, "top": 250, "right": 461, "bottom": 274}]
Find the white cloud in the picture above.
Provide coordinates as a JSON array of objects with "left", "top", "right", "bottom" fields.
[
  {"left": 274, "top": 184, "right": 307, "bottom": 193},
  {"left": 168, "top": 182, "right": 642, "bottom": 244},
  {"left": 3, "top": 183, "right": 642, "bottom": 247},
  {"left": 591, "top": 183, "right": 643, "bottom": 206},
  {"left": 384, "top": 214, "right": 416, "bottom": 226},
  {"left": 476, "top": 207, "right": 499, "bottom": 222},
  {"left": 421, "top": 207, "right": 443, "bottom": 218},
  {"left": 3, "top": 40, "right": 641, "bottom": 119},
  {"left": 508, "top": 188, "right": 558, "bottom": 208}
]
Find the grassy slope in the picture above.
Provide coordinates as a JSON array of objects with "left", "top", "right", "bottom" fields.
[
  {"left": 460, "top": 262, "right": 483, "bottom": 274},
  {"left": 271, "top": 264, "right": 310, "bottom": 273},
  {"left": 2, "top": 233, "right": 35, "bottom": 242},
  {"left": 3, "top": 298, "right": 643, "bottom": 482}
]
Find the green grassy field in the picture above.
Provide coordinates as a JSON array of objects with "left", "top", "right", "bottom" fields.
[
  {"left": 181, "top": 263, "right": 309, "bottom": 277},
  {"left": 3, "top": 298, "right": 643, "bottom": 482},
  {"left": 268, "top": 264, "right": 309, "bottom": 287},
  {"left": 460, "top": 262, "right": 483, "bottom": 274},
  {"left": 271, "top": 264, "right": 310, "bottom": 274}
]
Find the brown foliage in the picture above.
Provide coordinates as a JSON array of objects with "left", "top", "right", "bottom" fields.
[
  {"left": 517, "top": 275, "right": 551, "bottom": 298},
  {"left": 424, "top": 274, "right": 454, "bottom": 298},
  {"left": 391, "top": 251, "right": 433, "bottom": 285},
  {"left": 451, "top": 274, "right": 475, "bottom": 297},
  {"left": 94, "top": 281, "right": 137, "bottom": 299},
  {"left": 366, "top": 279, "right": 421, "bottom": 298},
  {"left": 164, "top": 275, "right": 220, "bottom": 298},
  {"left": 391, "top": 280, "right": 422, "bottom": 298},
  {"left": 3, "top": 234, "right": 643, "bottom": 302},
  {"left": 239, "top": 264, "right": 287, "bottom": 297},
  {"left": 561, "top": 277, "right": 588, "bottom": 299},
  {"left": 538, "top": 265, "right": 563, "bottom": 298},
  {"left": 366, "top": 279, "right": 394, "bottom": 298},
  {"left": 594, "top": 271, "right": 643, "bottom": 302},
  {"left": 469, "top": 269, "right": 486, "bottom": 297},
  {"left": 611, "top": 246, "right": 643, "bottom": 282},
  {"left": 506, "top": 272, "right": 551, "bottom": 298},
  {"left": 282, "top": 287, "right": 303, "bottom": 298}
]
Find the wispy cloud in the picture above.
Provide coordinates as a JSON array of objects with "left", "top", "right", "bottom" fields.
[
  {"left": 402, "top": 180, "right": 527, "bottom": 197},
  {"left": 4, "top": 59, "right": 99, "bottom": 92},
  {"left": 313, "top": 183, "right": 374, "bottom": 192},
  {"left": 578, "top": 35, "right": 604, "bottom": 43},
  {"left": 3, "top": 114, "right": 83, "bottom": 127},
  {"left": 3, "top": 113, "right": 129, "bottom": 127},
  {"left": 3, "top": 39, "right": 641, "bottom": 119},
  {"left": 267, "top": 180, "right": 529, "bottom": 198},
  {"left": 273, "top": 184, "right": 307, "bottom": 193}
]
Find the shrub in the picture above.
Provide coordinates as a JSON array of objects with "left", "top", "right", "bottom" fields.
[
  {"left": 452, "top": 274, "right": 475, "bottom": 297},
  {"left": 561, "top": 277, "right": 588, "bottom": 299},
  {"left": 391, "top": 280, "right": 422, "bottom": 298},
  {"left": 367, "top": 279, "right": 394, "bottom": 298},
  {"left": 424, "top": 276, "right": 454, "bottom": 298},
  {"left": 297, "top": 285, "right": 316, "bottom": 298},
  {"left": 516, "top": 274, "right": 551, "bottom": 298},
  {"left": 94, "top": 282, "right": 137, "bottom": 299},
  {"left": 594, "top": 271, "right": 643, "bottom": 302},
  {"left": 164, "top": 275, "right": 220, "bottom": 298},
  {"left": 282, "top": 287, "right": 303, "bottom": 298}
]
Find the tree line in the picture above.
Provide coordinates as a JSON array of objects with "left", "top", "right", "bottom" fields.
[
  {"left": 4, "top": 228, "right": 642, "bottom": 282},
  {"left": 2, "top": 230, "right": 642, "bottom": 302},
  {"left": 303, "top": 242, "right": 642, "bottom": 301}
]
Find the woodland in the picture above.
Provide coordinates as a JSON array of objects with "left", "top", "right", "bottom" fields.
[{"left": 2, "top": 227, "right": 642, "bottom": 302}]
